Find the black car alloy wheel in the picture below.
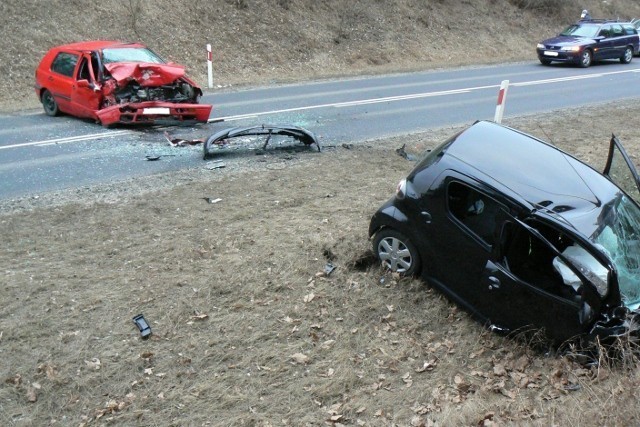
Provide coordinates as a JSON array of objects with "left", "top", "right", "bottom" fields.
[
  {"left": 579, "top": 49, "right": 592, "bottom": 68},
  {"left": 373, "top": 228, "right": 421, "bottom": 276}
]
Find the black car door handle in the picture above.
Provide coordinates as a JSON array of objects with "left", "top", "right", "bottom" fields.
[
  {"left": 488, "top": 276, "right": 500, "bottom": 290},
  {"left": 420, "top": 211, "right": 432, "bottom": 224}
]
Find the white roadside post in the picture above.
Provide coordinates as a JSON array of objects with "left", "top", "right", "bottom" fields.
[
  {"left": 207, "top": 44, "right": 213, "bottom": 89},
  {"left": 494, "top": 80, "right": 509, "bottom": 124}
]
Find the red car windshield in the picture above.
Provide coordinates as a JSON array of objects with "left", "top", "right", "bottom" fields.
[{"left": 102, "top": 47, "right": 165, "bottom": 64}]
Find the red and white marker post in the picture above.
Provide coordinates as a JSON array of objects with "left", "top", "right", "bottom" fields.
[
  {"left": 494, "top": 80, "right": 509, "bottom": 124},
  {"left": 207, "top": 44, "right": 213, "bottom": 88}
]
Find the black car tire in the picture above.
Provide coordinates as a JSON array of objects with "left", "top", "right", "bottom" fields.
[
  {"left": 539, "top": 58, "right": 552, "bottom": 66},
  {"left": 41, "top": 89, "right": 59, "bottom": 116},
  {"left": 621, "top": 46, "right": 633, "bottom": 64},
  {"left": 373, "top": 228, "right": 421, "bottom": 276},
  {"left": 579, "top": 49, "right": 592, "bottom": 68}
]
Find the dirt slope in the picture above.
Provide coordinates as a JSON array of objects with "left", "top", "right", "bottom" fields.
[
  {"left": 3, "top": 104, "right": 640, "bottom": 426},
  {"left": 2, "top": 0, "right": 640, "bottom": 112}
]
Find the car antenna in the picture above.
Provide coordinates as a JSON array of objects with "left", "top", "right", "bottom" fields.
[{"left": 535, "top": 121, "right": 555, "bottom": 145}]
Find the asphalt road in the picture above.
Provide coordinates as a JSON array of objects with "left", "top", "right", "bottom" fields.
[{"left": 2, "top": 61, "right": 640, "bottom": 200}]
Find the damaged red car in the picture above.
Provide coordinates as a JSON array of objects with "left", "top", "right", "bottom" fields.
[{"left": 35, "top": 41, "right": 212, "bottom": 126}]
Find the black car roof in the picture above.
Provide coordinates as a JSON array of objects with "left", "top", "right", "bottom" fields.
[{"left": 441, "top": 121, "right": 619, "bottom": 233}]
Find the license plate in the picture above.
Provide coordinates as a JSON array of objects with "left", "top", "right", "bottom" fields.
[
  {"left": 544, "top": 51, "right": 558, "bottom": 57},
  {"left": 143, "top": 107, "right": 170, "bottom": 115}
]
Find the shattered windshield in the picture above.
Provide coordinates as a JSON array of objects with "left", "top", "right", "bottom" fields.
[
  {"left": 102, "top": 48, "right": 165, "bottom": 64},
  {"left": 560, "top": 24, "right": 599, "bottom": 38},
  {"left": 592, "top": 193, "right": 640, "bottom": 308}
]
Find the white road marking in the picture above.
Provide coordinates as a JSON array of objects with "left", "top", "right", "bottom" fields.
[
  {"left": 211, "top": 88, "right": 479, "bottom": 122},
  {"left": 2, "top": 67, "right": 639, "bottom": 150},
  {"left": 0, "top": 130, "right": 131, "bottom": 150},
  {"left": 512, "top": 74, "right": 603, "bottom": 87}
]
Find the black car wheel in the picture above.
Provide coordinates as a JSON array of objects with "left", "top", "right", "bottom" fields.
[
  {"left": 539, "top": 58, "right": 552, "bottom": 66},
  {"left": 579, "top": 49, "right": 592, "bottom": 68},
  {"left": 621, "top": 46, "right": 633, "bottom": 64},
  {"left": 41, "top": 89, "right": 59, "bottom": 116},
  {"left": 373, "top": 228, "right": 421, "bottom": 276}
]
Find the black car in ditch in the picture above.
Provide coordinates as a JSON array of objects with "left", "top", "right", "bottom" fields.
[
  {"left": 536, "top": 19, "right": 639, "bottom": 67},
  {"left": 369, "top": 121, "right": 640, "bottom": 345}
]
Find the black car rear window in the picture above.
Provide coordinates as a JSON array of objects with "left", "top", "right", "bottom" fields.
[{"left": 51, "top": 52, "right": 79, "bottom": 77}]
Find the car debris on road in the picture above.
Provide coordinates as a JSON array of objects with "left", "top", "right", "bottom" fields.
[{"left": 203, "top": 124, "right": 321, "bottom": 159}]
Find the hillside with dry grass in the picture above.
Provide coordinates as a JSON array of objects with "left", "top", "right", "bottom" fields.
[{"left": 2, "top": 0, "right": 640, "bottom": 112}]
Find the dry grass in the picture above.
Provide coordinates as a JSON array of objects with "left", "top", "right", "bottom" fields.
[{"left": 3, "top": 104, "right": 640, "bottom": 425}]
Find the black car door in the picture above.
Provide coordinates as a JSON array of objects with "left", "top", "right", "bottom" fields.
[
  {"left": 595, "top": 24, "right": 614, "bottom": 59},
  {"left": 603, "top": 135, "right": 640, "bottom": 205},
  {"left": 609, "top": 24, "right": 627, "bottom": 57},
  {"left": 420, "top": 172, "right": 505, "bottom": 323},
  {"left": 479, "top": 217, "right": 608, "bottom": 344}
]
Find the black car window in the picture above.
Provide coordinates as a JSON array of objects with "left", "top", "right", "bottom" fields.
[
  {"left": 51, "top": 52, "right": 78, "bottom": 77},
  {"left": 503, "top": 220, "right": 608, "bottom": 300},
  {"left": 611, "top": 24, "right": 623, "bottom": 37},
  {"left": 90, "top": 54, "right": 100, "bottom": 79},
  {"left": 598, "top": 25, "right": 611, "bottom": 38},
  {"left": 77, "top": 57, "right": 90, "bottom": 81},
  {"left": 623, "top": 24, "right": 636, "bottom": 36},
  {"left": 447, "top": 182, "right": 501, "bottom": 246}
]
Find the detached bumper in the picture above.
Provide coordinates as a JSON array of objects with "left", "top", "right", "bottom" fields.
[{"left": 95, "top": 101, "right": 212, "bottom": 126}]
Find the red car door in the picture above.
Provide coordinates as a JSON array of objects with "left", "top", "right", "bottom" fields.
[
  {"left": 69, "top": 53, "right": 102, "bottom": 120},
  {"left": 46, "top": 50, "right": 81, "bottom": 114}
]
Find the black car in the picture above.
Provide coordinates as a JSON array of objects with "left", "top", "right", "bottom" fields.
[
  {"left": 369, "top": 121, "right": 640, "bottom": 345},
  {"left": 536, "top": 19, "right": 639, "bottom": 67}
]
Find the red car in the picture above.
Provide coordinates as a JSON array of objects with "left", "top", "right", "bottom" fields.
[{"left": 35, "top": 41, "right": 212, "bottom": 126}]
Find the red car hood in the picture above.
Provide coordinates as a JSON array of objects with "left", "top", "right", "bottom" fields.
[{"left": 104, "top": 62, "right": 186, "bottom": 87}]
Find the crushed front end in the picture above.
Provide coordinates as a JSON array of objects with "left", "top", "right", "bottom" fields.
[
  {"left": 97, "top": 62, "right": 212, "bottom": 126},
  {"left": 589, "top": 307, "right": 640, "bottom": 343}
]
